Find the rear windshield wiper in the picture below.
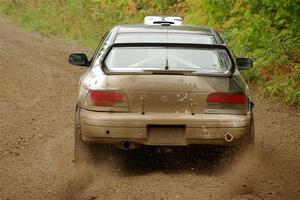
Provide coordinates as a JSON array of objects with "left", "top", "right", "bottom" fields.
[
  {"left": 165, "top": 58, "right": 169, "bottom": 70},
  {"left": 143, "top": 69, "right": 195, "bottom": 75}
]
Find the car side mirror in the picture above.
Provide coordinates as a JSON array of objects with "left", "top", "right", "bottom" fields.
[
  {"left": 236, "top": 58, "right": 253, "bottom": 70},
  {"left": 69, "top": 53, "right": 90, "bottom": 66}
]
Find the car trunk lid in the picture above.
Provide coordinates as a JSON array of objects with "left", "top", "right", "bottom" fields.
[{"left": 106, "top": 75, "right": 229, "bottom": 114}]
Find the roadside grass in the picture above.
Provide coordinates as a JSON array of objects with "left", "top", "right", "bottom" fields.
[
  {"left": 0, "top": 0, "right": 153, "bottom": 49},
  {"left": 0, "top": 0, "right": 299, "bottom": 108}
]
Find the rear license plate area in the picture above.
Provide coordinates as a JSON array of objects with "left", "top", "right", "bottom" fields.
[{"left": 147, "top": 125, "right": 186, "bottom": 145}]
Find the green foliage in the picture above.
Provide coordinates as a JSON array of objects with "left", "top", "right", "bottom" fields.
[
  {"left": 0, "top": 0, "right": 13, "bottom": 15},
  {"left": 263, "top": 66, "right": 300, "bottom": 107},
  {"left": 0, "top": 0, "right": 159, "bottom": 49},
  {"left": 0, "top": 0, "right": 299, "bottom": 108},
  {"left": 182, "top": 0, "right": 300, "bottom": 108}
]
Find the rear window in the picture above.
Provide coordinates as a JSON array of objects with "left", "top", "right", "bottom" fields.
[{"left": 104, "top": 46, "right": 231, "bottom": 74}]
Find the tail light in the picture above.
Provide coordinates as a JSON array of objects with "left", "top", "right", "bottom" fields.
[
  {"left": 207, "top": 92, "right": 246, "bottom": 104},
  {"left": 206, "top": 92, "right": 247, "bottom": 114},
  {"left": 87, "top": 90, "right": 127, "bottom": 107}
]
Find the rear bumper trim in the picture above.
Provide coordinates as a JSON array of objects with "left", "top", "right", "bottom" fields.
[{"left": 79, "top": 109, "right": 251, "bottom": 146}]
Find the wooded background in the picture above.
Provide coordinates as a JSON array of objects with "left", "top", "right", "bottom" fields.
[{"left": 1, "top": 0, "right": 299, "bottom": 108}]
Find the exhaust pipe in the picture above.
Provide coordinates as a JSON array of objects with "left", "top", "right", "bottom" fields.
[
  {"left": 120, "top": 140, "right": 133, "bottom": 150},
  {"left": 224, "top": 132, "right": 234, "bottom": 142}
]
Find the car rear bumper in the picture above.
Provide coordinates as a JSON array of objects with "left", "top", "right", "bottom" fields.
[{"left": 79, "top": 109, "right": 251, "bottom": 146}]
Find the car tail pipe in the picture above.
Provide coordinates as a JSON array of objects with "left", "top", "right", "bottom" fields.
[
  {"left": 120, "top": 140, "right": 135, "bottom": 150},
  {"left": 224, "top": 132, "right": 234, "bottom": 143}
]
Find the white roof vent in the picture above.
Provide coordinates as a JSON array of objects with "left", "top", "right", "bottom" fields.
[{"left": 144, "top": 16, "right": 183, "bottom": 25}]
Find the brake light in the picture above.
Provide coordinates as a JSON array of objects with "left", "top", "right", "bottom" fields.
[
  {"left": 88, "top": 90, "right": 127, "bottom": 107},
  {"left": 207, "top": 93, "right": 246, "bottom": 104}
]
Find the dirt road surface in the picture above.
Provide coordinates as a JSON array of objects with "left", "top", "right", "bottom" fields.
[{"left": 0, "top": 16, "right": 300, "bottom": 200}]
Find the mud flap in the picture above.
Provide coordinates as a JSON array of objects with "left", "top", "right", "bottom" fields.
[
  {"left": 74, "top": 106, "right": 90, "bottom": 162},
  {"left": 249, "top": 101, "right": 255, "bottom": 111},
  {"left": 242, "top": 112, "right": 255, "bottom": 148}
]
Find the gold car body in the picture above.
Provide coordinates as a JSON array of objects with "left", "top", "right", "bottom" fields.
[{"left": 71, "top": 22, "right": 254, "bottom": 149}]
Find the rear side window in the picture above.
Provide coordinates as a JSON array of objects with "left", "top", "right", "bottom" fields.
[{"left": 104, "top": 46, "right": 231, "bottom": 74}]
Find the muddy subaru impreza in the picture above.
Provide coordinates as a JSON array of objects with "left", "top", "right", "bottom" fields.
[{"left": 69, "top": 16, "right": 254, "bottom": 160}]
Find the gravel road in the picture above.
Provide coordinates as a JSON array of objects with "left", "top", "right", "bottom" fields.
[{"left": 0, "top": 16, "right": 299, "bottom": 200}]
